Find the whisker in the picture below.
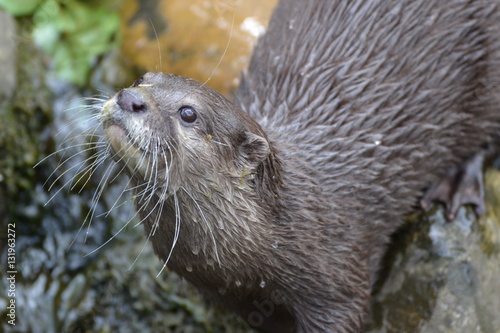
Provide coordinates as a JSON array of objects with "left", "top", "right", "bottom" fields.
[
  {"left": 128, "top": 183, "right": 168, "bottom": 270},
  {"left": 83, "top": 210, "right": 135, "bottom": 257},
  {"left": 43, "top": 149, "right": 105, "bottom": 206},
  {"left": 181, "top": 186, "right": 221, "bottom": 266},
  {"left": 101, "top": 167, "right": 137, "bottom": 218},
  {"left": 149, "top": 18, "right": 163, "bottom": 73},
  {"left": 80, "top": 148, "right": 120, "bottom": 243},
  {"left": 160, "top": 143, "right": 171, "bottom": 194},
  {"left": 199, "top": 0, "right": 236, "bottom": 88},
  {"left": 71, "top": 151, "right": 109, "bottom": 193},
  {"left": 144, "top": 138, "right": 160, "bottom": 205},
  {"left": 211, "top": 139, "right": 229, "bottom": 147},
  {"left": 132, "top": 183, "right": 165, "bottom": 228},
  {"left": 66, "top": 150, "right": 111, "bottom": 251},
  {"left": 77, "top": 144, "right": 119, "bottom": 242},
  {"left": 34, "top": 141, "right": 104, "bottom": 168},
  {"left": 157, "top": 192, "right": 181, "bottom": 277},
  {"left": 54, "top": 108, "right": 101, "bottom": 140}
]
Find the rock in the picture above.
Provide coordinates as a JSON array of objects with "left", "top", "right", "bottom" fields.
[
  {"left": 366, "top": 170, "right": 500, "bottom": 333},
  {"left": 120, "top": 0, "right": 277, "bottom": 96},
  {"left": 0, "top": 11, "right": 16, "bottom": 102}
]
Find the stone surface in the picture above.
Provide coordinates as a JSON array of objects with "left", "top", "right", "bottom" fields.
[
  {"left": 0, "top": 11, "right": 16, "bottom": 102},
  {"left": 0, "top": 10, "right": 16, "bottom": 253},
  {"left": 366, "top": 170, "right": 500, "bottom": 333},
  {"left": 120, "top": 0, "right": 278, "bottom": 96}
]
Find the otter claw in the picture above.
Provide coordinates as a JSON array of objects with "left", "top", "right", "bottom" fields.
[{"left": 421, "top": 154, "right": 486, "bottom": 221}]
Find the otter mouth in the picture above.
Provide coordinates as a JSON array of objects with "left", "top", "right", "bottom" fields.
[
  {"left": 104, "top": 122, "right": 127, "bottom": 151},
  {"left": 101, "top": 106, "right": 152, "bottom": 178},
  {"left": 101, "top": 99, "right": 148, "bottom": 156},
  {"left": 105, "top": 125, "right": 151, "bottom": 180},
  {"left": 103, "top": 121, "right": 140, "bottom": 154}
]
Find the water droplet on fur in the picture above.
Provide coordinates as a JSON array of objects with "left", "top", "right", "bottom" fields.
[
  {"left": 192, "top": 245, "right": 200, "bottom": 255},
  {"left": 272, "top": 241, "right": 279, "bottom": 249},
  {"left": 235, "top": 281, "right": 242, "bottom": 287},
  {"left": 241, "top": 17, "right": 265, "bottom": 38},
  {"left": 374, "top": 140, "right": 381, "bottom": 145},
  {"left": 218, "top": 220, "right": 224, "bottom": 230},
  {"left": 186, "top": 264, "right": 192, "bottom": 272},
  {"left": 260, "top": 281, "right": 266, "bottom": 288}
]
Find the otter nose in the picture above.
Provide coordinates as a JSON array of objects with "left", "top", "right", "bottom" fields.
[{"left": 117, "top": 90, "right": 148, "bottom": 113}]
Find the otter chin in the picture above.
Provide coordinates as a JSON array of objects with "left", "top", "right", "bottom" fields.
[
  {"left": 103, "top": 124, "right": 125, "bottom": 153},
  {"left": 101, "top": 101, "right": 151, "bottom": 177},
  {"left": 98, "top": 0, "right": 500, "bottom": 332}
]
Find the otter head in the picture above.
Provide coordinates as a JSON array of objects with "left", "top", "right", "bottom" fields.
[
  {"left": 100, "top": 74, "right": 291, "bottom": 328},
  {"left": 100, "top": 72, "right": 276, "bottom": 198}
]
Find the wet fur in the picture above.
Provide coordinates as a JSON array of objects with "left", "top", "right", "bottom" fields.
[{"left": 100, "top": 0, "right": 500, "bottom": 332}]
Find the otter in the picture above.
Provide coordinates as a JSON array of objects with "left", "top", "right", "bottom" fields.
[{"left": 99, "top": 0, "right": 500, "bottom": 332}]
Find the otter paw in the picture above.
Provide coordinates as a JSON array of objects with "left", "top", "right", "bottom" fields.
[{"left": 420, "top": 154, "right": 485, "bottom": 221}]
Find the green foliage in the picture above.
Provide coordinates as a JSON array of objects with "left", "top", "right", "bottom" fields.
[
  {"left": 0, "top": 0, "right": 40, "bottom": 16},
  {"left": 1, "top": 0, "right": 120, "bottom": 86}
]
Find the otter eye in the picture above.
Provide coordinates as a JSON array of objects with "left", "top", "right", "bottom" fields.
[
  {"left": 179, "top": 106, "right": 198, "bottom": 125},
  {"left": 132, "top": 76, "right": 144, "bottom": 87}
]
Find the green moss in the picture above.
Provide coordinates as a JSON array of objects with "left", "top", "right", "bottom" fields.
[
  {"left": 0, "top": 0, "right": 121, "bottom": 87},
  {"left": 0, "top": 0, "right": 41, "bottom": 16},
  {"left": 32, "top": 0, "right": 121, "bottom": 86},
  {"left": 0, "top": 23, "right": 51, "bottom": 196},
  {"left": 478, "top": 170, "right": 500, "bottom": 256}
]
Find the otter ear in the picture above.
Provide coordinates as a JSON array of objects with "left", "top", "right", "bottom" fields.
[{"left": 238, "top": 132, "right": 270, "bottom": 170}]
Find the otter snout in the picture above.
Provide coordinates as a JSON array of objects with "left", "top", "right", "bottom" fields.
[{"left": 117, "top": 89, "right": 148, "bottom": 114}]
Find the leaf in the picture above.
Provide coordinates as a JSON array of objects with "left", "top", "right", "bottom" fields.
[
  {"left": 0, "top": 0, "right": 40, "bottom": 16},
  {"left": 30, "top": 0, "right": 120, "bottom": 86}
]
